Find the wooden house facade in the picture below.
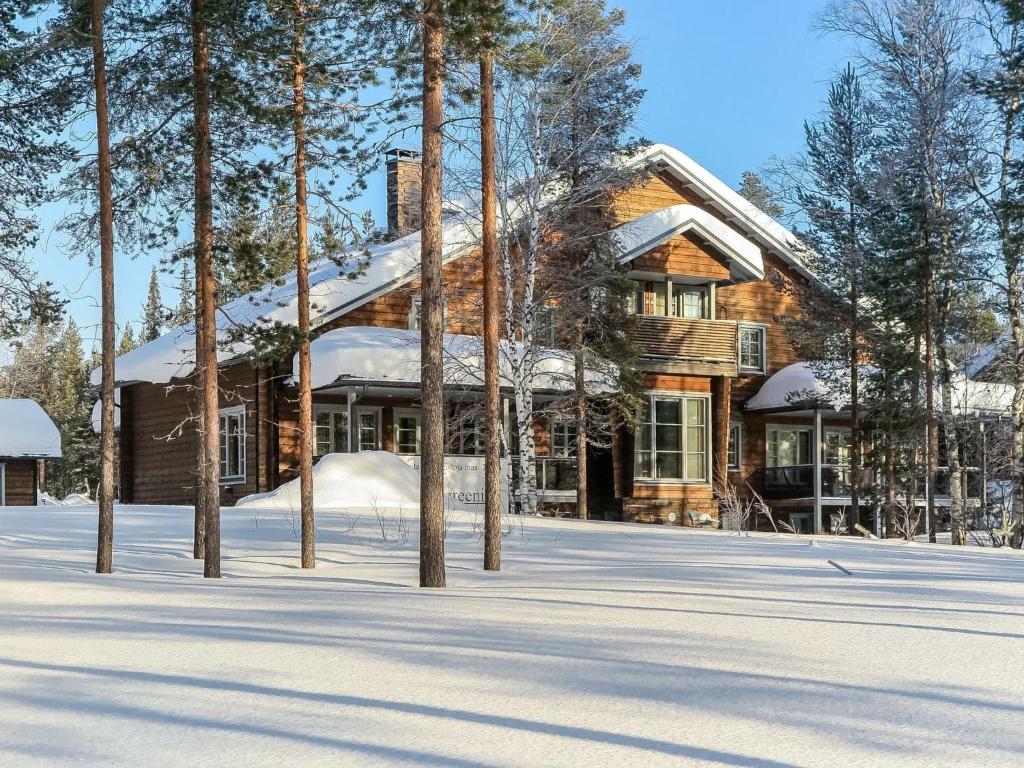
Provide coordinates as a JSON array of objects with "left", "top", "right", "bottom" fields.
[{"left": 102, "top": 144, "right": 881, "bottom": 531}]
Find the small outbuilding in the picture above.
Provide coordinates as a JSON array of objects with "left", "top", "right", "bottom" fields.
[{"left": 0, "top": 399, "right": 62, "bottom": 506}]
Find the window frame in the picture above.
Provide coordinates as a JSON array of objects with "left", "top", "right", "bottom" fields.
[
  {"left": 633, "top": 391, "right": 711, "bottom": 484},
  {"left": 219, "top": 405, "right": 247, "bottom": 484},
  {"left": 550, "top": 418, "right": 578, "bottom": 458},
  {"left": 738, "top": 322, "right": 767, "bottom": 374},
  {"left": 0, "top": 462, "right": 5, "bottom": 505},
  {"left": 393, "top": 408, "right": 422, "bottom": 455},
  {"left": 631, "top": 278, "right": 712, "bottom": 320},
  {"left": 823, "top": 426, "right": 852, "bottom": 467},
  {"left": 408, "top": 295, "right": 422, "bottom": 331},
  {"left": 313, "top": 404, "right": 349, "bottom": 457},
  {"left": 765, "top": 424, "right": 813, "bottom": 468},
  {"left": 354, "top": 406, "right": 382, "bottom": 452},
  {"left": 727, "top": 421, "right": 742, "bottom": 471}
]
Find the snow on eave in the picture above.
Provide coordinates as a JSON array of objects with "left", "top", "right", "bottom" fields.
[
  {"left": 0, "top": 399, "right": 62, "bottom": 459},
  {"left": 614, "top": 204, "right": 764, "bottom": 281},
  {"left": 303, "top": 326, "right": 618, "bottom": 394},
  {"left": 630, "top": 144, "right": 813, "bottom": 280},
  {"left": 91, "top": 388, "right": 121, "bottom": 434}
]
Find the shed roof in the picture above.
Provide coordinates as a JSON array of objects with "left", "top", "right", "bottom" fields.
[{"left": 0, "top": 399, "right": 62, "bottom": 459}]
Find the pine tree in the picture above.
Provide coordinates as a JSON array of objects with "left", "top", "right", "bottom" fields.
[
  {"left": 785, "top": 65, "right": 877, "bottom": 532},
  {"left": 117, "top": 324, "right": 139, "bottom": 356},
  {"left": 141, "top": 266, "right": 163, "bottom": 341},
  {"left": 738, "top": 170, "right": 785, "bottom": 218},
  {"left": 174, "top": 262, "right": 194, "bottom": 328}
]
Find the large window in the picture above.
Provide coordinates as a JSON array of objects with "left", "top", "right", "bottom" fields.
[
  {"left": 452, "top": 414, "right": 484, "bottom": 455},
  {"left": 727, "top": 422, "right": 742, "bottom": 470},
  {"left": 632, "top": 279, "right": 710, "bottom": 320},
  {"left": 355, "top": 409, "right": 381, "bottom": 451},
  {"left": 738, "top": 323, "right": 767, "bottom": 373},
  {"left": 823, "top": 427, "right": 851, "bottom": 466},
  {"left": 766, "top": 426, "right": 812, "bottom": 467},
  {"left": 394, "top": 410, "right": 422, "bottom": 454},
  {"left": 219, "top": 406, "right": 246, "bottom": 483},
  {"left": 314, "top": 407, "right": 348, "bottom": 457},
  {"left": 634, "top": 394, "right": 709, "bottom": 482}
]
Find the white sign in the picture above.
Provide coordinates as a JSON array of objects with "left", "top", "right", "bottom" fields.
[{"left": 399, "top": 455, "right": 510, "bottom": 512}]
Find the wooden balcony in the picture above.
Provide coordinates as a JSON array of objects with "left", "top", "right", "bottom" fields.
[{"left": 634, "top": 316, "right": 738, "bottom": 376}]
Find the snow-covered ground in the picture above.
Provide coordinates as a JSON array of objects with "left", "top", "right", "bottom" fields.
[{"left": 2, "top": 504, "right": 1023, "bottom": 767}]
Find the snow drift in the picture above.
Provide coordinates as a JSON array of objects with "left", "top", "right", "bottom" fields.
[{"left": 237, "top": 451, "right": 420, "bottom": 511}]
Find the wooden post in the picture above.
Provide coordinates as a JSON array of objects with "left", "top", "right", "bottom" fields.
[{"left": 711, "top": 376, "right": 731, "bottom": 487}]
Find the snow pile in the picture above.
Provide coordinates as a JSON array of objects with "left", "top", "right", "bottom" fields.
[
  {"left": 238, "top": 451, "right": 420, "bottom": 510},
  {"left": 613, "top": 203, "right": 764, "bottom": 280},
  {"left": 745, "top": 362, "right": 849, "bottom": 411},
  {"left": 60, "top": 493, "right": 94, "bottom": 506},
  {"left": 304, "top": 325, "right": 617, "bottom": 393},
  {"left": 0, "top": 399, "right": 62, "bottom": 458}
]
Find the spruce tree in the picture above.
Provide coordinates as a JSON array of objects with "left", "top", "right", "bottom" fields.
[
  {"left": 141, "top": 267, "right": 163, "bottom": 342},
  {"left": 738, "top": 170, "right": 785, "bottom": 218}
]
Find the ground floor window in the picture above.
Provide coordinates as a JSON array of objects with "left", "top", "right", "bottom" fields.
[
  {"left": 727, "top": 422, "right": 742, "bottom": 470},
  {"left": 356, "top": 408, "right": 381, "bottom": 452},
  {"left": 823, "top": 427, "right": 851, "bottom": 466},
  {"left": 219, "top": 406, "right": 246, "bottom": 483},
  {"left": 634, "top": 394, "right": 709, "bottom": 482},
  {"left": 452, "top": 414, "right": 484, "bottom": 456},
  {"left": 394, "top": 410, "right": 422, "bottom": 454},
  {"left": 314, "top": 406, "right": 349, "bottom": 456}
]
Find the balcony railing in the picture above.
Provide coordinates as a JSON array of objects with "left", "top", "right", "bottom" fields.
[
  {"left": 761, "top": 465, "right": 877, "bottom": 500},
  {"left": 633, "top": 316, "right": 738, "bottom": 376}
]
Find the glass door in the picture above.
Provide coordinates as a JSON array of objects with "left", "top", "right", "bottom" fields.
[{"left": 355, "top": 408, "right": 381, "bottom": 451}]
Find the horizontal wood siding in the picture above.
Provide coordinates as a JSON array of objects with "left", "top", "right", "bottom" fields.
[
  {"left": 122, "top": 363, "right": 265, "bottom": 506},
  {"left": 2, "top": 459, "right": 36, "bottom": 505},
  {"left": 630, "top": 231, "right": 732, "bottom": 281}
]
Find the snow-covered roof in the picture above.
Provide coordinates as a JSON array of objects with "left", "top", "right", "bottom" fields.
[
  {"left": 614, "top": 204, "right": 764, "bottom": 280},
  {"left": 966, "top": 334, "right": 1005, "bottom": 380},
  {"left": 746, "top": 362, "right": 1015, "bottom": 416},
  {"left": 93, "top": 142, "right": 800, "bottom": 387},
  {"left": 91, "top": 215, "right": 481, "bottom": 386},
  {"left": 745, "top": 363, "right": 846, "bottom": 412},
  {"left": 629, "top": 144, "right": 811, "bottom": 279},
  {"left": 0, "top": 399, "right": 62, "bottom": 458},
  {"left": 304, "top": 325, "right": 616, "bottom": 393}
]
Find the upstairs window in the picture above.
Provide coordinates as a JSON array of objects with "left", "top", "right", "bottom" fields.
[
  {"left": 409, "top": 294, "right": 448, "bottom": 332},
  {"left": 550, "top": 419, "right": 578, "bottom": 457},
  {"left": 219, "top": 406, "right": 246, "bottom": 483},
  {"left": 632, "top": 279, "right": 709, "bottom": 320},
  {"left": 738, "top": 324, "right": 767, "bottom": 373}
]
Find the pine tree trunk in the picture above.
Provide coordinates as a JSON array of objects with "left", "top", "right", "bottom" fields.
[
  {"left": 924, "top": 256, "right": 937, "bottom": 544},
  {"left": 574, "top": 347, "right": 588, "bottom": 520},
  {"left": 937, "top": 274, "right": 965, "bottom": 545},
  {"left": 293, "top": 0, "right": 315, "bottom": 570},
  {"left": 192, "top": 0, "right": 221, "bottom": 578},
  {"left": 193, "top": 275, "right": 206, "bottom": 560},
  {"left": 1009, "top": 260, "right": 1024, "bottom": 547},
  {"left": 480, "top": 48, "right": 501, "bottom": 571},
  {"left": 90, "top": 0, "right": 115, "bottom": 575},
  {"left": 419, "top": 0, "right": 446, "bottom": 588}
]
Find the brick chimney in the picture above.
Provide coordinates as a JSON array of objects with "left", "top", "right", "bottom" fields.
[{"left": 386, "top": 148, "right": 422, "bottom": 237}]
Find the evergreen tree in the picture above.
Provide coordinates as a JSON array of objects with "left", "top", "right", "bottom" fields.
[
  {"left": 738, "top": 170, "right": 785, "bottom": 218},
  {"left": 141, "top": 266, "right": 163, "bottom": 341},
  {"left": 117, "top": 324, "right": 139, "bottom": 356},
  {"left": 174, "top": 262, "right": 194, "bottom": 328}
]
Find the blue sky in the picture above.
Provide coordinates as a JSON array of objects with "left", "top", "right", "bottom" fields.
[{"left": 29, "top": 0, "right": 853, "bottom": 352}]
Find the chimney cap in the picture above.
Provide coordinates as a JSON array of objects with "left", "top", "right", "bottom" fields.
[{"left": 385, "top": 147, "right": 422, "bottom": 163}]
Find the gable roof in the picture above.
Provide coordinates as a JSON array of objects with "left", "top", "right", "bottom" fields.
[
  {"left": 94, "top": 142, "right": 795, "bottom": 387},
  {"left": 0, "top": 399, "right": 62, "bottom": 459},
  {"left": 628, "top": 144, "right": 811, "bottom": 279}
]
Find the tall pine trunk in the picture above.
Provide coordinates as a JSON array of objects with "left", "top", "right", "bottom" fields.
[
  {"left": 292, "top": 0, "right": 315, "bottom": 569},
  {"left": 192, "top": 0, "right": 221, "bottom": 577},
  {"left": 574, "top": 345, "right": 587, "bottom": 520},
  {"left": 480, "top": 48, "right": 501, "bottom": 570},
  {"left": 90, "top": 0, "right": 115, "bottom": 575},
  {"left": 419, "top": 0, "right": 446, "bottom": 588},
  {"left": 923, "top": 246, "right": 937, "bottom": 544},
  {"left": 193, "top": 263, "right": 206, "bottom": 559}
]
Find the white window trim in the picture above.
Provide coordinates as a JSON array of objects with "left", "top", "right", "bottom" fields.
[
  {"left": 408, "top": 295, "right": 422, "bottom": 331},
  {"left": 630, "top": 276, "right": 714, "bottom": 320},
  {"left": 634, "top": 390, "right": 712, "bottom": 485},
  {"left": 0, "top": 462, "right": 6, "bottom": 505},
  {"left": 549, "top": 417, "right": 578, "bottom": 458},
  {"left": 219, "top": 405, "right": 247, "bottom": 485},
  {"left": 738, "top": 322, "right": 768, "bottom": 374},
  {"left": 765, "top": 423, "right": 814, "bottom": 468},
  {"left": 727, "top": 421, "right": 742, "bottom": 471},
  {"left": 313, "top": 404, "right": 349, "bottom": 455},
  {"left": 354, "top": 406, "right": 383, "bottom": 452},
  {"left": 393, "top": 408, "right": 422, "bottom": 455}
]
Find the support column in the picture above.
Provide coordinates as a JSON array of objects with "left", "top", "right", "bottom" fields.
[
  {"left": 813, "top": 408, "right": 822, "bottom": 534},
  {"left": 711, "top": 375, "right": 731, "bottom": 488}
]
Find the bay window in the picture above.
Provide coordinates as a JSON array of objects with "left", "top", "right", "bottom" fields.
[
  {"left": 219, "top": 406, "right": 246, "bottom": 483},
  {"left": 634, "top": 394, "right": 710, "bottom": 482}
]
